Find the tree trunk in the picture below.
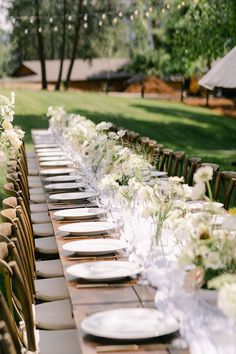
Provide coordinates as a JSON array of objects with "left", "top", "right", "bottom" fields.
[
  {"left": 50, "top": 23, "right": 55, "bottom": 59},
  {"left": 55, "top": 0, "right": 67, "bottom": 91},
  {"left": 64, "top": 0, "right": 83, "bottom": 90},
  {"left": 180, "top": 77, "right": 184, "bottom": 102},
  {"left": 141, "top": 75, "right": 145, "bottom": 98},
  {"left": 34, "top": 0, "right": 47, "bottom": 90}
]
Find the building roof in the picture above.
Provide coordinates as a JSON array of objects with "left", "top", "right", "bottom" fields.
[{"left": 14, "top": 58, "right": 130, "bottom": 82}]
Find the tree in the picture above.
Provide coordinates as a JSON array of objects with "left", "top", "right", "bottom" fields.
[
  {"left": 34, "top": 0, "right": 47, "bottom": 89},
  {"left": 64, "top": 0, "right": 83, "bottom": 90},
  {"left": 55, "top": 0, "right": 67, "bottom": 91}
]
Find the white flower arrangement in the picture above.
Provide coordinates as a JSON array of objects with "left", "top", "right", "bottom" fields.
[{"left": 0, "top": 92, "right": 24, "bottom": 154}]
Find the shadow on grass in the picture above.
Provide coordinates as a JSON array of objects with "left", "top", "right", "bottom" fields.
[
  {"left": 14, "top": 114, "right": 49, "bottom": 145},
  {"left": 15, "top": 106, "right": 236, "bottom": 171}
]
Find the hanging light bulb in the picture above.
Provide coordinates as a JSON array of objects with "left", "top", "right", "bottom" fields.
[
  {"left": 68, "top": 15, "right": 72, "bottom": 21},
  {"left": 102, "top": 13, "right": 106, "bottom": 20},
  {"left": 134, "top": 9, "right": 138, "bottom": 16},
  {"left": 30, "top": 16, "right": 34, "bottom": 24},
  {"left": 166, "top": 4, "right": 170, "bottom": 9},
  {"left": 38, "top": 27, "right": 42, "bottom": 33},
  {"left": 68, "top": 24, "right": 72, "bottom": 30},
  {"left": 83, "top": 13, "right": 88, "bottom": 21},
  {"left": 54, "top": 26, "right": 58, "bottom": 32},
  {"left": 113, "top": 17, "right": 118, "bottom": 24},
  {"left": 145, "top": 11, "right": 150, "bottom": 17},
  {"left": 149, "top": 6, "right": 153, "bottom": 12},
  {"left": 24, "top": 28, "right": 28, "bottom": 34},
  {"left": 130, "top": 14, "right": 134, "bottom": 21},
  {"left": 98, "top": 20, "right": 103, "bottom": 26},
  {"left": 49, "top": 17, "right": 53, "bottom": 24},
  {"left": 118, "top": 11, "right": 123, "bottom": 17},
  {"left": 181, "top": 1, "right": 185, "bottom": 6},
  {"left": 84, "top": 22, "right": 88, "bottom": 29},
  {"left": 161, "top": 8, "right": 165, "bottom": 13},
  {"left": 177, "top": 4, "right": 182, "bottom": 9},
  {"left": 12, "top": 17, "right": 16, "bottom": 24}
]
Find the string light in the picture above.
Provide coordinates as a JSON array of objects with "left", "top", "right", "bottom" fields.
[
  {"left": 38, "top": 27, "right": 42, "bottom": 33},
  {"left": 145, "top": 11, "right": 150, "bottom": 17},
  {"left": 113, "top": 17, "right": 118, "bottom": 24},
  {"left": 98, "top": 20, "right": 103, "bottom": 26},
  {"left": 83, "top": 14, "right": 88, "bottom": 21},
  {"left": 24, "top": 28, "right": 28, "bottom": 34},
  {"left": 118, "top": 11, "right": 123, "bottom": 17},
  {"left": 68, "top": 15, "right": 72, "bottom": 21},
  {"left": 130, "top": 14, "right": 134, "bottom": 21},
  {"left": 30, "top": 16, "right": 34, "bottom": 24},
  {"left": 149, "top": 6, "right": 153, "bottom": 12},
  {"left": 54, "top": 26, "right": 58, "bottom": 32},
  {"left": 68, "top": 24, "right": 72, "bottom": 30},
  {"left": 166, "top": 4, "right": 170, "bottom": 9},
  {"left": 49, "top": 17, "right": 53, "bottom": 24},
  {"left": 102, "top": 13, "right": 106, "bottom": 20},
  {"left": 83, "top": 22, "right": 88, "bottom": 29},
  {"left": 161, "top": 8, "right": 165, "bottom": 13},
  {"left": 134, "top": 9, "right": 139, "bottom": 16},
  {"left": 177, "top": 4, "right": 182, "bottom": 9}
]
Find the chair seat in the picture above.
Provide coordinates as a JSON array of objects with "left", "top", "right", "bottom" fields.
[
  {"left": 33, "top": 223, "right": 54, "bottom": 237},
  {"left": 28, "top": 169, "right": 39, "bottom": 176},
  {"left": 31, "top": 212, "right": 50, "bottom": 224},
  {"left": 30, "top": 193, "right": 46, "bottom": 203},
  {"left": 30, "top": 187, "right": 44, "bottom": 195},
  {"left": 35, "top": 237, "right": 58, "bottom": 255},
  {"left": 36, "top": 259, "right": 63, "bottom": 278},
  {"left": 28, "top": 180, "right": 43, "bottom": 188},
  {"left": 35, "top": 299, "right": 75, "bottom": 330},
  {"left": 30, "top": 203, "right": 48, "bottom": 213},
  {"left": 26, "top": 151, "right": 36, "bottom": 158},
  {"left": 35, "top": 277, "right": 69, "bottom": 301},
  {"left": 38, "top": 329, "right": 79, "bottom": 354}
]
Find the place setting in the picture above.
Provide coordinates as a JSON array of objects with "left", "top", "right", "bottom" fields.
[{"left": 45, "top": 182, "right": 86, "bottom": 193}]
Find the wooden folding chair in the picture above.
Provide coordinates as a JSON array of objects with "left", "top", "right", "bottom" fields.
[
  {"left": 214, "top": 171, "right": 236, "bottom": 209},
  {"left": 182, "top": 157, "right": 202, "bottom": 186}
]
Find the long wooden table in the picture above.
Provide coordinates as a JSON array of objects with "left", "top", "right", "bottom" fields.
[{"left": 34, "top": 133, "right": 189, "bottom": 354}]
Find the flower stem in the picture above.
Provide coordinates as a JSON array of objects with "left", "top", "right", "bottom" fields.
[{"left": 206, "top": 180, "right": 213, "bottom": 201}]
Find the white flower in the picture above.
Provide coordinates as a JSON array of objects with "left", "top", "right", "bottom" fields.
[
  {"left": 191, "top": 182, "right": 205, "bottom": 200},
  {"left": 99, "top": 174, "right": 119, "bottom": 191},
  {"left": 96, "top": 121, "right": 112, "bottom": 131},
  {"left": 117, "top": 129, "right": 126, "bottom": 138},
  {"left": 218, "top": 283, "right": 236, "bottom": 319},
  {"left": 108, "top": 132, "right": 117, "bottom": 140},
  {"left": 204, "top": 252, "right": 224, "bottom": 270},
  {"left": 194, "top": 166, "right": 213, "bottom": 184},
  {"left": 2, "top": 120, "right": 13, "bottom": 130}
]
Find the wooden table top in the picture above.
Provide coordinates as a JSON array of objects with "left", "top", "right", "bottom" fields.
[{"left": 33, "top": 137, "right": 189, "bottom": 354}]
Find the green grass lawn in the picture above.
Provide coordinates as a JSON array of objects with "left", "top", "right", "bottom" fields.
[{"left": 0, "top": 88, "right": 236, "bottom": 172}]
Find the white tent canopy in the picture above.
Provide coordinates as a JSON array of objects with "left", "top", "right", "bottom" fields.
[{"left": 199, "top": 46, "right": 236, "bottom": 90}]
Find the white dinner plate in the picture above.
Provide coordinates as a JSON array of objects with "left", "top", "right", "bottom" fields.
[
  {"left": 36, "top": 148, "right": 62, "bottom": 153},
  {"left": 81, "top": 308, "right": 179, "bottom": 340},
  {"left": 39, "top": 156, "right": 68, "bottom": 162},
  {"left": 151, "top": 171, "right": 168, "bottom": 177},
  {"left": 37, "top": 151, "right": 67, "bottom": 157},
  {"left": 44, "top": 175, "right": 80, "bottom": 183},
  {"left": 62, "top": 239, "right": 126, "bottom": 255},
  {"left": 49, "top": 191, "right": 95, "bottom": 202},
  {"left": 58, "top": 221, "right": 115, "bottom": 235},
  {"left": 40, "top": 160, "right": 72, "bottom": 167},
  {"left": 54, "top": 207, "right": 105, "bottom": 220},
  {"left": 40, "top": 168, "right": 74, "bottom": 176},
  {"left": 45, "top": 182, "right": 84, "bottom": 191},
  {"left": 66, "top": 261, "right": 142, "bottom": 281},
  {"left": 35, "top": 144, "right": 58, "bottom": 148}
]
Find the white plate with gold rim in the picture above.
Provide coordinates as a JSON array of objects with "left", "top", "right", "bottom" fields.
[
  {"left": 62, "top": 239, "right": 126, "bottom": 255},
  {"left": 54, "top": 207, "right": 105, "bottom": 220},
  {"left": 66, "top": 261, "right": 142, "bottom": 281},
  {"left": 58, "top": 221, "right": 115, "bottom": 235},
  {"left": 81, "top": 308, "right": 179, "bottom": 340}
]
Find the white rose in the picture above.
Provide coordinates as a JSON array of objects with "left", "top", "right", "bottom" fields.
[
  {"left": 218, "top": 283, "right": 236, "bottom": 319},
  {"left": 194, "top": 166, "right": 213, "bottom": 184}
]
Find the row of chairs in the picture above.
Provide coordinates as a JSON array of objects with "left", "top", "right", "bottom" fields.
[
  {"left": 113, "top": 126, "right": 236, "bottom": 209},
  {"left": 0, "top": 140, "right": 79, "bottom": 353}
]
